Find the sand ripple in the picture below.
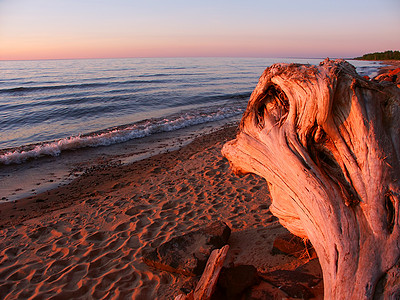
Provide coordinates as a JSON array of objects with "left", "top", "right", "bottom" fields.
[{"left": 0, "top": 127, "right": 311, "bottom": 299}]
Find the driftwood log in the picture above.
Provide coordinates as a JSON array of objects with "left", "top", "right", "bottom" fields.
[
  {"left": 222, "top": 59, "right": 400, "bottom": 299},
  {"left": 175, "top": 245, "right": 229, "bottom": 300}
]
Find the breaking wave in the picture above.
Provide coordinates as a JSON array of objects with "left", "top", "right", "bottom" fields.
[{"left": 0, "top": 104, "right": 245, "bottom": 165}]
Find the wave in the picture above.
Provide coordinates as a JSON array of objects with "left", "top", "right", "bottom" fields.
[
  {"left": 0, "top": 83, "right": 109, "bottom": 94},
  {"left": 137, "top": 72, "right": 207, "bottom": 78},
  {"left": 0, "top": 104, "right": 245, "bottom": 165},
  {"left": 0, "top": 79, "right": 172, "bottom": 95},
  {"left": 355, "top": 66, "right": 380, "bottom": 78}
]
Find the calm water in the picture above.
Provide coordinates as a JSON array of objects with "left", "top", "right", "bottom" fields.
[{"left": 0, "top": 57, "right": 382, "bottom": 165}]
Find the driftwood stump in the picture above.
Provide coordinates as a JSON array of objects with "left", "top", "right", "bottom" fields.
[{"left": 222, "top": 59, "right": 400, "bottom": 299}]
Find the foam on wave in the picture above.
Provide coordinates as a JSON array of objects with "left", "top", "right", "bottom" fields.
[{"left": 0, "top": 105, "right": 244, "bottom": 165}]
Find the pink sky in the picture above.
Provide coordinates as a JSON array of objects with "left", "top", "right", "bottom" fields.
[{"left": 1, "top": 0, "right": 399, "bottom": 60}]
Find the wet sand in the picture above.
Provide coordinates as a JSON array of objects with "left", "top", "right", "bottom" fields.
[
  {"left": 0, "top": 124, "right": 323, "bottom": 299},
  {"left": 0, "top": 118, "right": 240, "bottom": 203}
]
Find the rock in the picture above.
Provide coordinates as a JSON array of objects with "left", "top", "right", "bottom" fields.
[
  {"left": 260, "top": 270, "right": 321, "bottom": 299},
  {"left": 245, "top": 281, "right": 290, "bottom": 300},
  {"left": 271, "top": 232, "right": 315, "bottom": 258},
  {"left": 389, "top": 68, "right": 400, "bottom": 76},
  {"left": 374, "top": 67, "right": 400, "bottom": 84},
  {"left": 143, "top": 221, "right": 231, "bottom": 276},
  {"left": 216, "top": 265, "right": 260, "bottom": 300},
  {"left": 265, "top": 215, "right": 278, "bottom": 223}
]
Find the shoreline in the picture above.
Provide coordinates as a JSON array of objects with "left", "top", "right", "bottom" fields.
[
  {"left": 0, "top": 116, "right": 241, "bottom": 203},
  {"left": 374, "top": 60, "right": 400, "bottom": 75},
  {"left": 0, "top": 124, "right": 239, "bottom": 229},
  {"left": 0, "top": 124, "right": 324, "bottom": 299}
]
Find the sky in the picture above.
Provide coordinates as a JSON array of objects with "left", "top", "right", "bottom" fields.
[{"left": 0, "top": 0, "right": 399, "bottom": 60}]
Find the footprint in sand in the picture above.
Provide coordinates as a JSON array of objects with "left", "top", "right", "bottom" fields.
[
  {"left": 44, "top": 258, "right": 71, "bottom": 278},
  {"left": 70, "top": 230, "right": 84, "bottom": 241},
  {"left": 2, "top": 247, "right": 21, "bottom": 259},
  {"left": 28, "top": 226, "right": 52, "bottom": 240},
  {"left": 49, "top": 248, "right": 69, "bottom": 260},
  {"left": 250, "top": 185, "right": 262, "bottom": 192},
  {"left": 7, "top": 265, "right": 35, "bottom": 282},
  {"left": 88, "top": 253, "right": 117, "bottom": 277},
  {"left": 167, "top": 186, "right": 176, "bottom": 193},
  {"left": 29, "top": 267, "right": 47, "bottom": 285},
  {"left": 86, "top": 231, "right": 109, "bottom": 244},
  {"left": 142, "top": 221, "right": 162, "bottom": 241},
  {"left": 135, "top": 217, "right": 151, "bottom": 231},
  {"left": 55, "top": 236, "right": 70, "bottom": 247},
  {"left": 62, "top": 263, "right": 89, "bottom": 290},
  {"left": 35, "top": 244, "right": 52, "bottom": 256},
  {"left": 113, "top": 221, "right": 132, "bottom": 232},
  {"left": 126, "top": 236, "right": 140, "bottom": 249},
  {"left": 94, "top": 264, "right": 138, "bottom": 298},
  {"left": 124, "top": 204, "right": 149, "bottom": 216},
  {"left": 103, "top": 237, "right": 125, "bottom": 252}
]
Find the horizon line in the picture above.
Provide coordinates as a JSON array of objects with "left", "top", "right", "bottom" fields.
[{"left": 0, "top": 55, "right": 355, "bottom": 62}]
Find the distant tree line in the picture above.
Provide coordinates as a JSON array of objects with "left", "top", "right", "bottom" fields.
[{"left": 355, "top": 50, "right": 400, "bottom": 60}]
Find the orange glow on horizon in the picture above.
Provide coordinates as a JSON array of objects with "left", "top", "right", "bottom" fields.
[
  {"left": 0, "top": 0, "right": 399, "bottom": 61},
  {"left": 0, "top": 34, "right": 380, "bottom": 61}
]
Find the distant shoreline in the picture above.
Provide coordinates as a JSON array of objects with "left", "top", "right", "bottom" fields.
[{"left": 354, "top": 50, "right": 400, "bottom": 61}]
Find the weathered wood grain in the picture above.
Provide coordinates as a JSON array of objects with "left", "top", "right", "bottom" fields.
[{"left": 222, "top": 59, "right": 400, "bottom": 299}]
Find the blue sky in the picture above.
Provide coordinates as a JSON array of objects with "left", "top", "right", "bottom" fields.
[{"left": 0, "top": 0, "right": 399, "bottom": 60}]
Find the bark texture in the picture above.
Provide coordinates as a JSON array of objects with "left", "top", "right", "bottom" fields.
[{"left": 222, "top": 59, "right": 400, "bottom": 299}]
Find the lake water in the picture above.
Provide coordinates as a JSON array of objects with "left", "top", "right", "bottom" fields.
[{"left": 0, "top": 57, "right": 382, "bottom": 200}]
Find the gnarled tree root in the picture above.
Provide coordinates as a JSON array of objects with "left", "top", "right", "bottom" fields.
[{"left": 222, "top": 59, "right": 400, "bottom": 299}]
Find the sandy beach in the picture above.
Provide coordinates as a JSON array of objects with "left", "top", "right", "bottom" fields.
[
  {"left": 1, "top": 0, "right": 399, "bottom": 296},
  {"left": 2, "top": 60, "right": 400, "bottom": 299},
  {"left": 0, "top": 123, "right": 324, "bottom": 299}
]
